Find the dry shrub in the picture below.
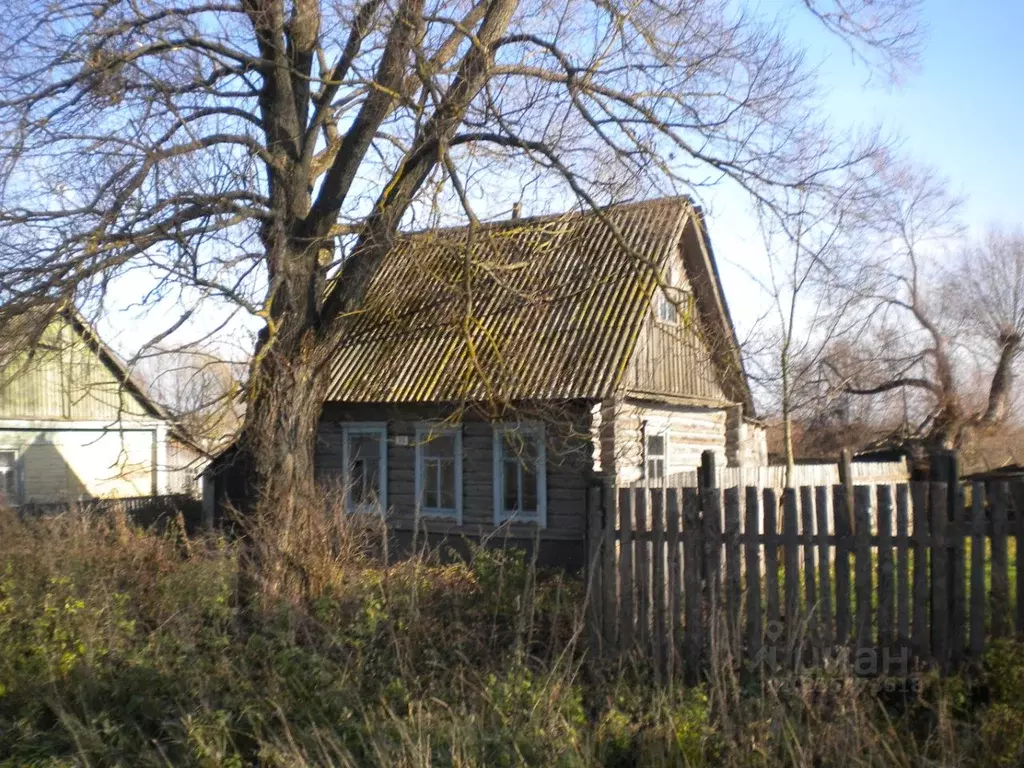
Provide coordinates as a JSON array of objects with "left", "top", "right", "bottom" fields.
[{"left": 0, "top": 500, "right": 1014, "bottom": 767}]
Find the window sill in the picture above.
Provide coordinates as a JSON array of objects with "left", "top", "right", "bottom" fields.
[{"left": 419, "top": 508, "right": 460, "bottom": 521}]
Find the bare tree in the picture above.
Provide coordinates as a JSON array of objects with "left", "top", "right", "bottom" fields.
[
  {"left": 0, "top": 0, "right": 920, "bottom": 582},
  {"left": 823, "top": 166, "right": 1024, "bottom": 450},
  {"left": 136, "top": 347, "right": 246, "bottom": 453}
]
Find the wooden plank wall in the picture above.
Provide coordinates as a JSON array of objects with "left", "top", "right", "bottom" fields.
[{"left": 586, "top": 479, "right": 1023, "bottom": 678}]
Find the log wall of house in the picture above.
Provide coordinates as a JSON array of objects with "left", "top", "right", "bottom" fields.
[
  {"left": 316, "top": 402, "right": 595, "bottom": 543},
  {"left": 605, "top": 399, "right": 730, "bottom": 486}
]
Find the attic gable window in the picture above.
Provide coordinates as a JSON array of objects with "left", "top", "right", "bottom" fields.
[
  {"left": 415, "top": 424, "right": 462, "bottom": 522},
  {"left": 493, "top": 423, "right": 547, "bottom": 527},
  {"left": 656, "top": 265, "right": 680, "bottom": 324}
]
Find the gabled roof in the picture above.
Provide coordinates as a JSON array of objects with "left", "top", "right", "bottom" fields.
[
  {"left": 325, "top": 196, "right": 752, "bottom": 410},
  {"left": 0, "top": 302, "right": 202, "bottom": 446}
]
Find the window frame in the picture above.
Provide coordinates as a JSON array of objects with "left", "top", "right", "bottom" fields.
[
  {"left": 492, "top": 422, "right": 547, "bottom": 528},
  {"left": 0, "top": 448, "right": 19, "bottom": 505},
  {"left": 414, "top": 423, "right": 463, "bottom": 523},
  {"left": 642, "top": 419, "right": 670, "bottom": 485},
  {"left": 341, "top": 423, "right": 388, "bottom": 514}
]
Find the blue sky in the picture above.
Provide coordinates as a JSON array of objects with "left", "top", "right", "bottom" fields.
[
  {"left": 817, "top": 0, "right": 1023, "bottom": 230},
  {"left": 711, "top": 0, "right": 1024, "bottom": 337}
]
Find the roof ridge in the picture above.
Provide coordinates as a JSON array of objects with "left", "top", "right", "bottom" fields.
[{"left": 397, "top": 195, "right": 693, "bottom": 241}]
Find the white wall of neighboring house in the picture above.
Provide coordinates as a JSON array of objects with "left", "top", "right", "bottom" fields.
[{"left": 0, "top": 421, "right": 170, "bottom": 503}]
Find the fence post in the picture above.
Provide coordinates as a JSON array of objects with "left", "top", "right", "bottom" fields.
[
  {"left": 877, "top": 484, "right": 894, "bottom": 652},
  {"left": 815, "top": 486, "right": 833, "bottom": 650},
  {"left": 651, "top": 488, "right": 667, "bottom": 682},
  {"left": 833, "top": 485, "right": 851, "bottom": 648},
  {"left": 666, "top": 489, "right": 682, "bottom": 680},
  {"left": 782, "top": 488, "right": 800, "bottom": 661},
  {"left": 839, "top": 448, "right": 854, "bottom": 532},
  {"left": 744, "top": 487, "right": 763, "bottom": 674},
  {"left": 683, "top": 488, "right": 704, "bottom": 683},
  {"left": 763, "top": 489, "right": 781, "bottom": 639},
  {"left": 854, "top": 485, "right": 873, "bottom": 656},
  {"left": 992, "top": 482, "right": 1010, "bottom": 639},
  {"left": 970, "top": 483, "right": 986, "bottom": 660},
  {"left": 911, "top": 482, "right": 931, "bottom": 661},
  {"left": 724, "top": 487, "right": 742, "bottom": 662}
]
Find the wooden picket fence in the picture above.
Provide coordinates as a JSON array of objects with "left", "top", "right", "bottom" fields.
[{"left": 584, "top": 480, "right": 1024, "bottom": 681}]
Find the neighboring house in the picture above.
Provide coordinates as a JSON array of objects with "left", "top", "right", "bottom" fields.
[
  {"left": 0, "top": 305, "right": 205, "bottom": 505},
  {"left": 209, "top": 197, "right": 766, "bottom": 563}
]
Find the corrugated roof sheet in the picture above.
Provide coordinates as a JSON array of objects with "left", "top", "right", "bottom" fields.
[{"left": 325, "top": 197, "right": 693, "bottom": 403}]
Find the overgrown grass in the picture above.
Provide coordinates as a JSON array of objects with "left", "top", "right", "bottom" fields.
[{"left": 1, "top": 505, "right": 1023, "bottom": 767}]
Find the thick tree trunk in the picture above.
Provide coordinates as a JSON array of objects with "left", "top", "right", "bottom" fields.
[
  {"left": 238, "top": 334, "right": 329, "bottom": 599},
  {"left": 238, "top": 235, "right": 332, "bottom": 599}
]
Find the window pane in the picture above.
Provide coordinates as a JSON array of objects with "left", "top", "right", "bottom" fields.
[
  {"left": 646, "top": 434, "right": 665, "bottom": 456},
  {"left": 647, "top": 458, "right": 664, "bottom": 481},
  {"left": 521, "top": 464, "right": 538, "bottom": 512},
  {"left": 658, "top": 293, "right": 678, "bottom": 323},
  {"left": 439, "top": 459, "right": 455, "bottom": 510},
  {"left": 503, "top": 459, "right": 519, "bottom": 512},
  {"left": 423, "top": 457, "right": 439, "bottom": 508},
  {"left": 349, "top": 434, "right": 381, "bottom": 506}
]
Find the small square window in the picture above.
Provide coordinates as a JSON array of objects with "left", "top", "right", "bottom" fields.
[{"left": 644, "top": 425, "right": 667, "bottom": 483}]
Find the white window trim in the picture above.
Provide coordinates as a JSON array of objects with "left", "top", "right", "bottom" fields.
[
  {"left": 492, "top": 422, "right": 547, "bottom": 528},
  {"left": 0, "top": 447, "right": 20, "bottom": 506},
  {"left": 642, "top": 418, "right": 670, "bottom": 484},
  {"left": 341, "top": 423, "right": 388, "bottom": 514},
  {"left": 414, "top": 423, "right": 463, "bottom": 523}
]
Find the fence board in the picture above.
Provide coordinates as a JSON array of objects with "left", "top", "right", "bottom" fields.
[
  {"left": 896, "top": 484, "right": 910, "bottom": 647},
  {"left": 970, "top": 483, "right": 986, "bottom": 660},
  {"left": 782, "top": 489, "right": 800, "bottom": 654},
  {"left": 815, "top": 485, "right": 833, "bottom": 648},
  {"left": 703, "top": 488, "right": 723, "bottom": 660},
  {"left": 1016, "top": 480, "right": 1024, "bottom": 636},
  {"left": 592, "top": 475, "right": 1021, "bottom": 680},
  {"left": 877, "top": 484, "right": 894, "bottom": 650},
  {"left": 991, "top": 482, "right": 1010, "bottom": 639},
  {"left": 683, "top": 488, "right": 703, "bottom": 683},
  {"left": 833, "top": 486, "right": 852, "bottom": 647},
  {"left": 854, "top": 486, "right": 872, "bottom": 653},
  {"left": 930, "top": 483, "right": 949, "bottom": 670},
  {"left": 666, "top": 489, "right": 682, "bottom": 679},
  {"left": 911, "top": 483, "right": 930, "bottom": 659},
  {"left": 618, "top": 487, "right": 634, "bottom": 650},
  {"left": 724, "top": 488, "right": 742, "bottom": 659},
  {"left": 745, "top": 487, "right": 763, "bottom": 668},
  {"left": 602, "top": 484, "right": 618, "bottom": 647},
  {"left": 651, "top": 489, "right": 667, "bottom": 681},
  {"left": 951, "top": 484, "right": 966, "bottom": 665},
  {"left": 636, "top": 489, "right": 651, "bottom": 657},
  {"left": 763, "top": 489, "right": 781, "bottom": 634},
  {"left": 800, "top": 486, "right": 817, "bottom": 643}
]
